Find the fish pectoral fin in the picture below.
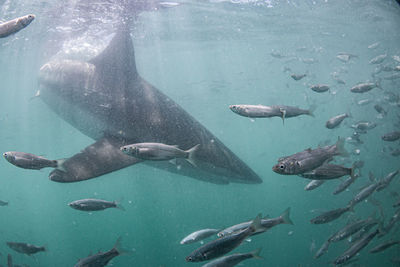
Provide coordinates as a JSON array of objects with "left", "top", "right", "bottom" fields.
[
  {"left": 279, "top": 108, "right": 286, "bottom": 123},
  {"left": 48, "top": 137, "right": 141, "bottom": 183}
]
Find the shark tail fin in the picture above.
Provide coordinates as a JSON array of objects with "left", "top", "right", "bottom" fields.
[
  {"left": 335, "top": 137, "right": 349, "bottom": 157},
  {"left": 186, "top": 144, "right": 200, "bottom": 168},
  {"left": 251, "top": 248, "right": 263, "bottom": 260},
  {"left": 281, "top": 207, "right": 294, "bottom": 225}
]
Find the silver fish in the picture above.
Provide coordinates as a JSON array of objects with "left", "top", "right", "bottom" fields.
[
  {"left": 368, "top": 42, "right": 380, "bottom": 49},
  {"left": 332, "top": 174, "right": 359, "bottom": 195},
  {"left": 370, "top": 240, "right": 400, "bottom": 253},
  {"left": 357, "top": 99, "right": 372, "bottom": 106},
  {"left": 369, "top": 54, "right": 387, "bottom": 64},
  {"left": 290, "top": 73, "right": 307, "bottom": 80},
  {"left": 186, "top": 215, "right": 263, "bottom": 262},
  {"left": 326, "top": 113, "right": 349, "bottom": 129},
  {"left": 376, "top": 170, "right": 399, "bottom": 192},
  {"left": 350, "top": 82, "right": 379, "bottom": 93},
  {"left": 347, "top": 183, "right": 380, "bottom": 207},
  {"left": 180, "top": 229, "right": 220, "bottom": 245},
  {"left": 3, "top": 151, "right": 59, "bottom": 170},
  {"left": 310, "top": 205, "right": 353, "bottom": 224},
  {"left": 382, "top": 131, "right": 400, "bottom": 142},
  {"left": 201, "top": 248, "right": 262, "bottom": 267},
  {"left": 74, "top": 237, "right": 126, "bottom": 267},
  {"left": 310, "top": 84, "right": 330, "bottom": 93},
  {"left": 351, "top": 121, "right": 377, "bottom": 131},
  {"left": 330, "top": 216, "right": 376, "bottom": 243},
  {"left": 273, "top": 138, "right": 348, "bottom": 175},
  {"left": 68, "top": 198, "right": 124, "bottom": 212},
  {"left": 300, "top": 164, "right": 353, "bottom": 180},
  {"left": 120, "top": 142, "right": 199, "bottom": 167},
  {"left": 6, "top": 242, "right": 45, "bottom": 255},
  {"left": 217, "top": 208, "right": 293, "bottom": 237},
  {"left": 336, "top": 53, "right": 357, "bottom": 62},
  {"left": 314, "top": 239, "right": 331, "bottom": 259},
  {"left": 382, "top": 209, "right": 400, "bottom": 235},
  {"left": 0, "top": 14, "right": 35, "bottom": 38},
  {"left": 305, "top": 180, "right": 325, "bottom": 191},
  {"left": 0, "top": 200, "right": 8, "bottom": 206},
  {"left": 333, "top": 229, "right": 379, "bottom": 265},
  {"left": 374, "top": 104, "right": 387, "bottom": 116}
]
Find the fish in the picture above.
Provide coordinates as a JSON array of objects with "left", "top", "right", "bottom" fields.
[
  {"left": 349, "top": 220, "right": 379, "bottom": 244},
  {"left": 0, "top": 14, "right": 35, "bottom": 38},
  {"left": 391, "top": 149, "right": 400, "bottom": 157},
  {"left": 310, "top": 84, "right": 330, "bottom": 93},
  {"left": 38, "top": 26, "right": 262, "bottom": 185},
  {"left": 68, "top": 198, "right": 124, "bottom": 212},
  {"left": 229, "top": 104, "right": 315, "bottom": 123},
  {"left": 357, "top": 99, "right": 372, "bottom": 106},
  {"left": 3, "top": 151, "right": 59, "bottom": 170},
  {"left": 272, "top": 138, "right": 348, "bottom": 175},
  {"left": 376, "top": 170, "right": 399, "bottom": 192},
  {"left": 290, "top": 73, "right": 307, "bottom": 80},
  {"left": 382, "top": 208, "right": 400, "bottom": 235},
  {"left": 120, "top": 142, "right": 199, "bottom": 167},
  {"left": 381, "top": 131, "right": 400, "bottom": 142},
  {"left": 300, "top": 164, "right": 354, "bottom": 180},
  {"left": 333, "top": 229, "right": 379, "bottom": 265},
  {"left": 0, "top": 200, "right": 8, "bottom": 206},
  {"left": 369, "top": 240, "right": 400, "bottom": 253},
  {"left": 326, "top": 113, "right": 349, "bottom": 129},
  {"left": 374, "top": 104, "right": 387, "bottom": 117},
  {"left": 336, "top": 53, "right": 358, "bottom": 62},
  {"left": 74, "top": 237, "right": 126, "bottom": 267},
  {"left": 186, "top": 215, "right": 263, "bottom": 262},
  {"left": 201, "top": 248, "right": 262, "bottom": 267},
  {"left": 6, "top": 242, "right": 45, "bottom": 255},
  {"left": 314, "top": 239, "right": 331, "bottom": 259},
  {"left": 330, "top": 216, "right": 377, "bottom": 243},
  {"left": 368, "top": 42, "right": 380, "bottom": 49},
  {"left": 217, "top": 208, "right": 293, "bottom": 237},
  {"left": 304, "top": 180, "right": 325, "bottom": 191},
  {"left": 350, "top": 121, "right": 377, "bottom": 131},
  {"left": 310, "top": 205, "right": 353, "bottom": 224},
  {"left": 332, "top": 174, "right": 359, "bottom": 195},
  {"left": 347, "top": 183, "right": 380, "bottom": 207},
  {"left": 369, "top": 54, "right": 387, "bottom": 64},
  {"left": 384, "top": 72, "right": 400, "bottom": 80},
  {"left": 350, "top": 82, "right": 379, "bottom": 93},
  {"left": 180, "top": 229, "right": 220, "bottom": 245}
]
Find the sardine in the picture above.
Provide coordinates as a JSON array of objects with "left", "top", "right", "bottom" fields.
[
  {"left": 180, "top": 229, "right": 220, "bottom": 245},
  {"left": 330, "top": 216, "right": 376, "bottom": 242},
  {"left": 369, "top": 240, "right": 400, "bottom": 253},
  {"left": 314, "top": 239, "right": 331, "bottom": 259},
  {"left": 326, "top": 113, "right": 349, "bottom": 129},
  {"left": 300, "top": 164, "right": 353, "bottom": 180},
  {"left": 201, "top": 248, "right": 262, "bottom": 267},
  {"left": 0, "top": 14, "right": 35, "bottom": 38},
  {"left": 6, "top": 242, "right": 45, "bottom": 255},
  {"left": 369, "top": 54, "right": 387, "bottom": 64},
  {"left": 350, "top": 82, "right": 379, "bottom": 93},
  {"left": 305, "top": 180, "right": 325, "bottom": 191},
  {"left": 68, "top": 198, "right": 124, "bottom": 212},
  {"left": 310, "top": 205, "right": 353, "bottom": 224},
  {"left": 347, "top": 183, "right": 380, "bottom": 207},
  {"left": 332, "top": 174, "right": 359, "bottom": 195},
  {"left": 290, "top": 73, "right": 306, "bottom": 80},
  {"left": 381, "top": 131, "right": 400, "bottom": 142},
  {"left": 3, "top": 151, "right": 59, "bottom": 170},
  {"left": 376, "top": 170, "right": 399, "bottom": 192},
  {"left": 310, "top": 84, "right": 330, "bottom": 93}
]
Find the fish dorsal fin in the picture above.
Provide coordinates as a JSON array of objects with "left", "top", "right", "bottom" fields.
[{"left": 89, "top": 24, "right": 138, "bottom": 91}]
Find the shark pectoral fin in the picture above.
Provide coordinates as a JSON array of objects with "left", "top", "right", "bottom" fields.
[{"left": 49, "top": 137, "right": 141, "bottom": 183}]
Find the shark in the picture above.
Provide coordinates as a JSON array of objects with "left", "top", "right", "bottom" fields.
[{"left": 38, "top": 26, "right": 262, "bottom": 185}]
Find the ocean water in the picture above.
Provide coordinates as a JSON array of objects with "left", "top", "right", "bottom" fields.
[{"left": 0, "top": 0, "right": 400, "bottom": 266}]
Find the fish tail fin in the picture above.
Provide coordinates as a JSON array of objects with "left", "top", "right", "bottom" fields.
[
  {"left": 115, "top": 202, "right": 125, "bottom": 211},
  {"left": 251, "top": 248, "right": 263, "bottom": 260},
  {"left": 347, "top": 203, "right": 355, "bottom": 213},
  {"left": 281, "top": 207, "right": 294, "bottom": 225},
  {"left": 279, "top": 108, "right": 286, "bottom": 124},
  {"left": 308, "top": 104, "right": 317, "bottom": 117},
  {"left": 250, "top": 213, "right": 263, "bottom": 233},
  {"left": 113, "top": 237, "right": 131, "bottom": 256},
  {"left": 335, "top": 137, "right": 349, "bottom": 157},
  {"left": 186, "top": 144, "right": 200, "bottom": 167}
]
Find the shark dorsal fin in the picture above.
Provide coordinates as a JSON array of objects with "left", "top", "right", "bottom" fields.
[{"left": 89, "top": 25, "right": 138, "bottom": 89}]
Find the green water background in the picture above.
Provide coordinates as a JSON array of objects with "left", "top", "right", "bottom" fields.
[{"left": 0, "top": 0, "right": 400, "bottom": 266}]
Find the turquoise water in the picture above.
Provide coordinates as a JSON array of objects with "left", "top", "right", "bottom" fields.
[{"left": 0, "top": 0, "right": 400, "bottom": 266}]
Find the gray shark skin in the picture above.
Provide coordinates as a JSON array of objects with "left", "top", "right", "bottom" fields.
[{"left": 38, "top": 26, "right": 262, "bottom": 185}]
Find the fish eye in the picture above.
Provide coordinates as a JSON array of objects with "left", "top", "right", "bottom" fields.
[
  {"left": 186, "top": 257, "right": 192, "bottom": 262},
  {"left": 279, "top": 164, "right": 285, "bottom": 169}
]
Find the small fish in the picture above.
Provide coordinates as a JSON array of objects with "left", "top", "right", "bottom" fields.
[
  {"left": 376, "top": 170, "right": 399, "bottom": 192},
  {"left": 159, "top": 2, "right": 180, "bottom": 8},
  {"left": 384, "top": 73, "right": 400, "bottom": 80},
  {"left": 0, "top": 14, "right": 35, "bottom": 38},
  {"left": 382, "top": 209, "right": 400, "bottom": 235},
  {"left": 332, "top": 174, "right": 359, "bottom": 195},
  {"left": 180, "top": 229, "right": 220, "bottom": 245},
  {"left": 350, "top": 82, "right": 379, "bottom": 93},
  {"left": 310, "top": 84, "right": 330, "bottom": 93},
  {"left": 304, "top": 180, "right": 326, "bottom": 191},
  {"left": 369, "top": 54, "right": 387, "bottom": 64},
  {"left": 300, "top": 164, "right": 354, "bottom": 180},
  {"left": 186, "top": 215, "right": 263, "bottom": 262},
  {"left": 74, "top": 237, "right": 127, "bottom": 267},
  {"left": 310, "top": 205, "right": 353, "bottom": 224},
  {"left": 374, "top": 104, "right": 387, "bottom": 117},
  {"left": 201, "top": 248, "right": 262, "bottom": 267},
  {"left": 229, "top": 104, "right": 315, "bottom": 123},
  {"left": 326, "top": 113, "right": 349, "bottom": 129},
  {"left": 68, "top": 198, "right": 124, "bottom": 212},
  {"left": 391, "top": 149, "right": 400, "bottom": 157},
  {"left": 120, "top": 142, "right": 199, "bottom": 167},
  {"left": 0, "top": 200, "right": 8, "bottom": 206},
  {"left": 370, "top": 240, "right": 400, "bottom": 253},
  {"left": 330, "top": 216, "right": 376, "bottom": 243},
  {"left": 351, "top": 121, "right": 377, "bottom": 131},
  {"left": 357, "top": 99, "right": 372, "bottom": 106},
  {"left": 290, "top": 73, "right": 307, "bottom": 81},
  {"left": 348, "top": 182, "right": 380, "bottom": 208},
  {"left": 333, "top": 229, "right": 379, "bottom": 265},
  {"left": 349, "top": 220, "right": 379, "bottom": 244},
  {"left": 273, "top": 138, "right": 348, "bottom": 176},
  {"left": 382, "top": 131, "right": 400, "bottom": 142},
  {"left": 336, "top": 53, "right": 357, "bottom": 62},
  {"left": 6, "top": 242, "right": 45, "bottom": 255},
  {"left": 314, "top": 239, "right": 331, "bottom": 259},
  {"left": 3, "top": 151, "right": 60, "bottom": 170},
  {"left": 368, "top": 42, "right": 380, "bottom": 49},
  {"left": 217, "top": 208, "right": 293, "bottom": 237}
]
